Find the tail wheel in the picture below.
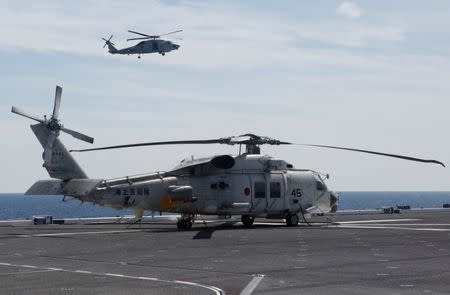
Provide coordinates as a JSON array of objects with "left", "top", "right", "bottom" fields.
[
  {"left": 241, "top": 215, "right": 255, "bottom": 226},
  {"left": 286, "top": 214, "right": 299, "bottom": 226}
]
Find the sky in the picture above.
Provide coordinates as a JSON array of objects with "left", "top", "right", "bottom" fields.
[{"left": 1, "top": 0, "right": 449, "bottom": 192}]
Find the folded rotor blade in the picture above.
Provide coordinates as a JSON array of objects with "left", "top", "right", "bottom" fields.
[
  {"left": 11, "top": 106, "right": 45, "bottom": 123},
  {"left": 159, "top": 30, "right": 183, "bottom": 37},
  {"left": 127, "top": 37, "right": 150, "bottom": 41},
  {"left": 128, "top": 30, "right": 151, "bottom": 37},
  {"left": 43, "top": 132, "right": 57, "bottom": 162},
  {"left": 298, "top": 144, "right": 445, "bottom": 167},
  {"left": 70, "top": 139, "right": 226, "bottom": 152},
  {"left": 52, "top": 85, "right": 62, "bottom": 119},
  {"left": 61, "top": 127, "right": 94, "bottom": 144}
]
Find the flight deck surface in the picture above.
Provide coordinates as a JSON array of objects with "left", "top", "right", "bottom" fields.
[{"left": 0, "top": 211, "right": 449, "bottom": 294}]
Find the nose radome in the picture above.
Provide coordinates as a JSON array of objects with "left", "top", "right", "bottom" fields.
[{"left": 173, "top": 44, "right": 180, "bottom": 50}]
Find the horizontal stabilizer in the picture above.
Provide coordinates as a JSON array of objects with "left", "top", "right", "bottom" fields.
[
  {"left": 25, "top": 180, "right": 65, "bottom": 195},
  {"left": 61, "top": 179, "right": 103, "bottom": 197}
]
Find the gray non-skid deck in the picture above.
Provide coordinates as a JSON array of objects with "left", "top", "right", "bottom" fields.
[{"left": 0, "top": 211, "right": 449, "bottom": 294}]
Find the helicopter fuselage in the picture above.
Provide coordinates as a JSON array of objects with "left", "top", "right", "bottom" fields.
[
  {"left": 110, "top": 39, "right": 180, "bottom": 56},
  {"left": 80, "top": 154, "right": 338, "bottom": 220}
]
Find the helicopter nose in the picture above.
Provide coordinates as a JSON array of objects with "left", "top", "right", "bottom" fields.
[{"left": 173, "top": 44, "right": 180, "bottom": 50}]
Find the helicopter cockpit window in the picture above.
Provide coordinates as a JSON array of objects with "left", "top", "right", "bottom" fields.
[
  {"left": 130, "top": 188, "right": 135, "bottom": 195},
  {"left": 316, "top": 181, "right": 326, "bottom": 191},
  {"left": 254, "top": 182, "right": 266, "bottom": 198},
  {"left": 270, "top": 182, "right": 281, "bottom": 198},
  {"left": 137, "top": 188, "right": 143, "bottom": 195}
]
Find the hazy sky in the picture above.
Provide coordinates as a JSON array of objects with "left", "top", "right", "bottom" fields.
[{"left": 1, "top": 0, "right": 449, "bottom": 192}]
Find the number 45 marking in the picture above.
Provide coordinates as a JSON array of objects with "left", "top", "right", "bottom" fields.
[{"left": 291, "top": 188, "right": 302, "bottom": 197}]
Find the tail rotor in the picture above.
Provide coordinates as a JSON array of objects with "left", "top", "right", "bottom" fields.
[
  {"left": 11, "top": 85, "right": 94, "bottom": 163},
  {"left": 102, "top": 35, "right": 114, "bottom": 48}
]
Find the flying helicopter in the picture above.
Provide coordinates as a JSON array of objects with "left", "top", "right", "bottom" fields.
[
  {"left": 102, "top": 29, "right": 182, "bottom": 58},
  {"left": 12, "top": 86, "right": 445, "bottom": 230}
]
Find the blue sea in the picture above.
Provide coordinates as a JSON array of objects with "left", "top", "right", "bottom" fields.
[{"left": 0, "top": 192, "right": 449, "bottom": 220}]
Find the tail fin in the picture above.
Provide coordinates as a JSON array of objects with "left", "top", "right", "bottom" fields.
[
  {"left": 31, "top": 123, "right": 87, "bottom": 180},
  {"left": 12, "top": 85, "right": 93, "bottom": 181},
  {"left": 107, "top": 42, "right": 118, "bottom": 54}
]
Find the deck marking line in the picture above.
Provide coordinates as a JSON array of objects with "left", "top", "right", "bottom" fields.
[
  {"left": 337, "top": 225, "right": 450, "bottom": 232},
  {"left": 0, "top": 269, "right": 58, "bottom": 276},
  {"left": 31, "top": 229, "right": 143, "bottom": 237},
  {"left": 74, "top": 270, "right": 92, "bottom": 274},
  {"left": 240, "top": 274, "right": 265, "bottom": 295},
  {"left": 338, "top": 219, "right": 419, "bottom": 224},
  {"left": 0, "top": 261, "right": 224, "bottom": 295}
]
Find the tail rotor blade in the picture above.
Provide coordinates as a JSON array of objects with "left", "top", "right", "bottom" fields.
[
  {"left": 61, "top": 127, "right": 94, "bottom": 144},
  {"left": 52, "top": 85, "right": 62, "bottom": 119},
  {"left": 11, "top": 106, "right": 45, "bottom": 123},
  {"left": 102, "top": 35, "right": 113, "bottom": 48}
]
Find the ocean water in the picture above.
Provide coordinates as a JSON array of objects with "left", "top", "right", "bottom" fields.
[{"left": 0, "top": 192, "right": 449, "bottom": 220}]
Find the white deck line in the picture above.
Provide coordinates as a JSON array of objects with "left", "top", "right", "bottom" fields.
[
  {"left": 0, "top": 261, "right": 225, "bottom": 295},
  {"left": 240, "top": 274, "right": 265, "bottom": 295}
]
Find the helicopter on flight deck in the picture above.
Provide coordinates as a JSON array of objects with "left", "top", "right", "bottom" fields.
[{"left": 11, "top": 86, "right": 445, "bottom": 230}]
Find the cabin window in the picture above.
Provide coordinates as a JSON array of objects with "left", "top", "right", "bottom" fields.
[
  {"left": 316, "top": 181, "right": 326, "bottom": 191},
  {"left": 254, "top": 182, "right": 266, "bottom": 198},
  {"left": 115, "top": 189, "right": 121, "bottom": 195},
  {"left": 130, "top": 188, "right": 135, "bottom": 195},
  {"left": 270, "top": 182, "right": 281, "bottom": 198},
  {"left": 122, "top": 189, "right": 128, "bottom": 195},
  {"left": 143, "top": 188, "right": 150, "bottom": 196},
  {"left": 137, "top": 188, "right": 143, "bottom": 195}
]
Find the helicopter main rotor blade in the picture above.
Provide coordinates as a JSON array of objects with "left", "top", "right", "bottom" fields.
[
  {"left": 52, "top": 85, "right": 62, "bottom": 119},
  {"left": 61, "top": 127, "right": 94, "bottom": 144},
  {"left": 298, "top": 144, "right": 445, "bottom": 167},
  {"left": 159, "top": 30, "right": 183, "bottom": 37},
  {"left": 128, "top": 30, "right": 152, "bottom": 37},
  {"left": 127, "top": 37, "right": 151, "bottom": 41},
  {"left": 70, "top": 139, "right": 227, "bottom": 152},
  {"left": 11, "top": 106, "right": 45, "bottom": 123}
]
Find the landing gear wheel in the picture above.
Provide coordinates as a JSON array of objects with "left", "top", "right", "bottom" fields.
[
  {"left": 285, "top": 214, "right": 299, "bottom": 227},
  {"left": 177, "top": 219, "right": 192, "bottom": 230},
  {"left": 138, "top": 55, "right": 141, "bottom": 59},
  {"left": 241, "top": 215, "right": 255, "bottom": 226}
]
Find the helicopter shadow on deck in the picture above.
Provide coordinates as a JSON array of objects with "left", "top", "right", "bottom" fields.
[{"left": 134, "top": 221, "right": 319, "bottom": 239}]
